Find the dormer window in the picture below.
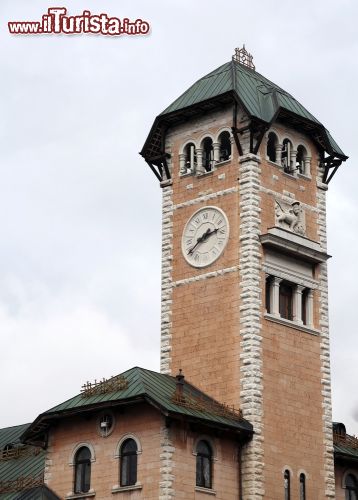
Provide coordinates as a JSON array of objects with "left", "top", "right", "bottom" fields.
[
  {"left": 202, "top": 137, "right": 214, "bottom": 172},
  {"left": 218, "top": 131, "right": 231, "bottom": 162},
  {"left": 267, "top": 132, "right": 278, "bottom": 162},
  {"left": 2, "top": 443, "right": 14, "bottom": 458}
]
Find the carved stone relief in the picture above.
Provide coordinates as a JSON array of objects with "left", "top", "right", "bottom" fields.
[{"left": 275, "top": 199, "right": 305, "bottom": 235}]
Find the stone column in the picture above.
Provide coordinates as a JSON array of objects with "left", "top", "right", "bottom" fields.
[
  {"left": 275, "top": 143, "right": 283, "bottom": 165},
  {"left": 304, "top": 156, "right": 311, "bottom": 176},
  {"left": 179, "top": 153, "right": 186, "bottom": 175},
  {"left": 213, "top": 142, "right": 220, "bottom": 164},
  {"left": 293, "top": 285, "right": 305, "bottom": 324},
  {"left": 196, "top": 148, "right": 204, "bottom": 174},
  {"left": 306, "top": 289, "right": 314, "bottom": 329},
  {"left": 290, "top": 149, "right": 298, "bottom": 176},
  {"left": 190, "top": 145, "right": 195, "bottom": 172},
  {"left": 271, "top": 277, "right": 282, "bottom": 317}
]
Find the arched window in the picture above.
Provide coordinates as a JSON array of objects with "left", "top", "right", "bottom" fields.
[
  {"left": 345, "top": 474, "right": 358, "bottom": 500},
  {"left": 299, "top": 473, "right": 306, "bottom": 500},
  {"left": 218, "top": 131, "right": 231, "bottom": 162},
  {"left": 196, "top": 440, "right": 212, "bottom": 489},
  {"left": 296, "top": 145, "right": 307, "bottom": 174},
  {"left": 183, "top": 142, "right": 197, "bottom": 174},
  {"left": 202, "top": 137, "right": 214, "bottom": 172},
  {"left": 267, "top": 132, "right": 278, "bottom": 162},
  {"left": 74, "top": 446, "right": 91, "bottom": 494},
  {"left": 120, "top": 438, "right": 138, "bottom": 487},
  {"left": 284, "top": 469, "right": 291, "bottom": 500},
  {"left": 281, "top": 139, "right": 293, "bottom": 174}
]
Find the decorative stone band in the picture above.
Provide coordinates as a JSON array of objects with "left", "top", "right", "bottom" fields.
[
  {"left": 173, "top": 186, "right": 239, "bottom": 211},
  {"left": 172, "top": 265, "right": 239, "bottom": 288},
  {"left": 238, "top": 154, "right": 265, "bottom": 499},
  {"left": 161, "top": 185, "right": 174, "bottom": 375},
  {"left": 316, "top": 168, "right": 335, "bottom": 498},
  {"left": 159, "top": 425, "right": 175, "bottom": 500}
]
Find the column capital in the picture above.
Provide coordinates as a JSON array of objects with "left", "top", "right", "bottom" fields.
[{"left": 272, "top": 276, "right": 283, "bottom": 286}]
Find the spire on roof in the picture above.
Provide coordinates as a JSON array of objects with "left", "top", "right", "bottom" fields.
[{"left": 233, "top": 44, "right": 255, "bottom": 70}]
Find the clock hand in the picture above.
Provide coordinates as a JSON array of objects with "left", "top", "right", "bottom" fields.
[
  {"left": 188, "top": 228, "right": 211, "bottom": 255},
  {"left": 187, "top": 227, "right": 220, "bottom": 255}
]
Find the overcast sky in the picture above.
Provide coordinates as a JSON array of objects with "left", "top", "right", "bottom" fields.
[{"left": 0, "top": 0, "right": 357, "bottom": 436}]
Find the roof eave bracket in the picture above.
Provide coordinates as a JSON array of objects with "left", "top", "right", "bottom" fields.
[{"left": 322, "top": 156, "right": 343, "bottom": 184}]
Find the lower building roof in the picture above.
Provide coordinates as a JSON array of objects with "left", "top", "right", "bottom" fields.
[
  {"left": 21, "top": 366, "right": 253, "bottom": 447},
  {"left": 0, "top": 424, "right": 46, "bottom": 499}
]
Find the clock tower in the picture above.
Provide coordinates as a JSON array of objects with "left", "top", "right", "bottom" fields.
[{"left": 141, "top": 47, "right": 348, "bottom": 499}]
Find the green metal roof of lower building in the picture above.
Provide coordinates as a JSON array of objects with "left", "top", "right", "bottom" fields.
[
  {"left": 22, "top": 367, "right": 253, "bottom": 446},
  {"left": 334, "top": 430, "right": 358, "bottom": 463},
  {"left": 0, "top": 424, "right": 49, "bottom": 500}
]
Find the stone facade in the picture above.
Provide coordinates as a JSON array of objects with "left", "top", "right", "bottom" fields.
[
  {"left": 43, "top": 402, "right": 242, "bottom": 500},
  {"left": 162, "top": 112, "right": 335, "bottom": 498},
  {"left": 45, "top": 404, "right": 161, "bottom": 499}
]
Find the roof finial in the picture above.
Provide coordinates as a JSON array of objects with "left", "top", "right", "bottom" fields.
[
  {"left": 233, "top": 45, "right": 255, "bottom": 70},
  {"left": 174, "top": 369, "right": 185, "bottom": 401}
]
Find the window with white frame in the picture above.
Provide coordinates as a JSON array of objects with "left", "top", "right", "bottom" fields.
[
  {"left": 265, "top": 277, "right": 314, "bottom": 328},
  {"left": 74, "top": 446, "right": 91, "bottom": 494},
  {"left": 267, "top": 132, "right": 278, "bottom": 163},
  {"left": 202, "top": 137, "right": 214, "bottom": 172},
  {"left": 266, "top": 131, "right": 312, "bottom": 178},
  {"left": 180, "top": 142, "right": 197, "bottom": 175},
  {"left": 296, "top": 144, "right": 311, "bottom": 176},
  {"left": 263, "top": 244, "right": 316, "bottom": 329},
  {"left": 281, "top": 138, "right": 294, "bottom": 174},
  {"left": 218, "top": 131, "right": 231, "bottom": 162},
  {"left": 196, "top": 440, "right": 212, "bottom": 489},
  {"left": 120, "top": 438, "right": 138, "bottom": 487}
]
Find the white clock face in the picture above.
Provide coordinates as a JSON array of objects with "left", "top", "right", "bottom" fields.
[{"left": 181, "top": 206, "right": 229, "bottom": 268}]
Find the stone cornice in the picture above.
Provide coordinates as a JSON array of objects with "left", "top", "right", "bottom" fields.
[{"left": 260, "top": 227, "right": 330, "bottom": 263}]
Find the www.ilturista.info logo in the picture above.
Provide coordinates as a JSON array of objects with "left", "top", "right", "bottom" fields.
[{"left": 8, "top": 7, "right": 150, "bottom": 36}]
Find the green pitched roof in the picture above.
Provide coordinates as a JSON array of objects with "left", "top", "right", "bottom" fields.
[
  {"left": 334, "top": 434, "right": 358, "bottom": 463},
  {"left": 141, "top": 59, "right": 347, "bottom": 161},
  {"left": 161, "top": 60, "right": 320, "bottom": 125},
  {"left": 22, "top": 367, "right": 252, "bottom": 445},
  {"left": 0, "top": 424, "right": 46, "bottom": 500}
]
